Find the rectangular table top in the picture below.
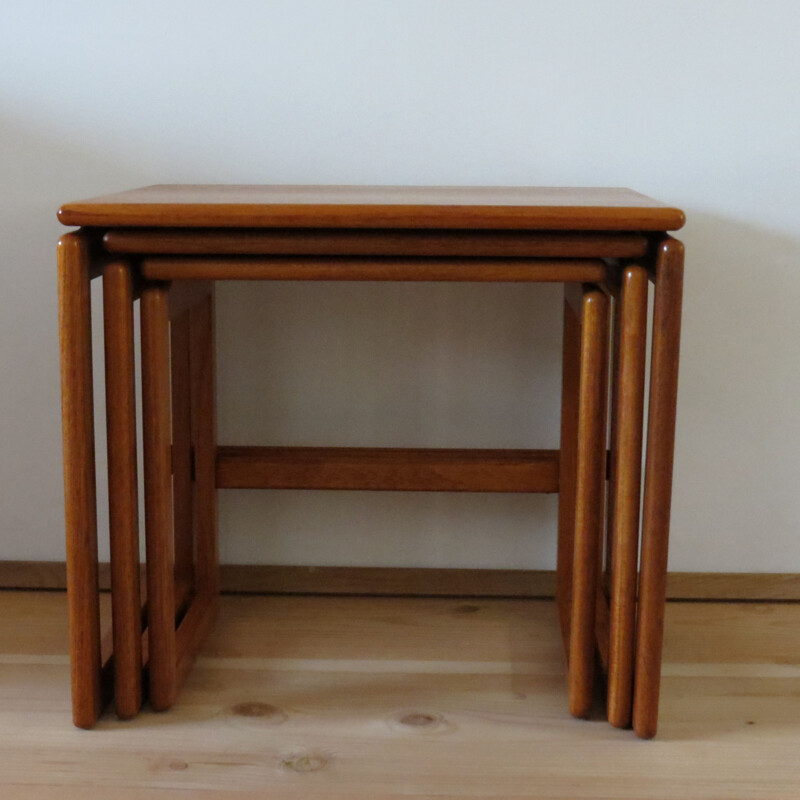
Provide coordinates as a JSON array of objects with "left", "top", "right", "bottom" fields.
[{"left": 58, "top": 185, "right": 684, "bottom": 231}]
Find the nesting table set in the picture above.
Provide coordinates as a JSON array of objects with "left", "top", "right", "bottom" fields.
[{"left": 57, "top": 186, "right": 684, "bottom": 738}]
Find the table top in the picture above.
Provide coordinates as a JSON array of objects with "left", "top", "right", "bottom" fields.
[{"left": 58, "top": 185, "right": 684, "bottom": 231}]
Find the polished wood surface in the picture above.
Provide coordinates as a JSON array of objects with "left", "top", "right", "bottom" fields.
[
  {"left": 140, "top": 284, "right": 178, "bottom": 711},
  {"left": 59, "top": 185, "right": 685, "bottom": 230},
  {"left": 604, "top": 282, "right": 621, "bottom": 591},
  {"left": 169, "top": 308, "right": 194, "bottom": 589},
  {"left": 606, "top": 265, "right": 649, "bottom": 729},
  {"left": 568, "top": 285, "right": 610, "bottom": 719},
  {"left": 189, "top": 289, "right": 220, "bottom": 599},
  {"left": 140, "top": 256, "right": 609, "bottom": 283},
  {"left": 216, "top": 446, "right": 560, "bottom": 493},
  {"left": 56, "top": 185, "right": 685, "bottom": 736},
  {"left": 3, "top": 591, "right": 800, "bottom": 799},
  {"left": 556, "top": 290, "right": 581, "bottom": 660},
  {"left": 102, "top": 262, "right": 143, "bottom": 720},
  {"left": 57, "top": 232, "right": 103, "bottom": 729},
  {"left": 103, "top": 229, "right": 650, "bottom": 258},
  {"left": 633, "top": 237, "right": 685, "bottom": 739},
  {"left": 601, "top": 275, "right": 624, "bottom": 715}
]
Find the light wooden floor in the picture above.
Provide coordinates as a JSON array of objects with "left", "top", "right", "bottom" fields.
[{"left": 1, "top": 591, "right": 800, "bottom": 798}]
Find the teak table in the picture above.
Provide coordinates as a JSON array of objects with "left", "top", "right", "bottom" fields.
[{"left": 57, "top": 186, "right": 684, "bottom": 738}]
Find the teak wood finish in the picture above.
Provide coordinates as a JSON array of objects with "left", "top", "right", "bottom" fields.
[
  {"left": 169, "top": 307, "right": 194, "bottom": 590},
  {"left": 57, "top": 232, "right": 103, "bottom": 728},
  {"left": 566, "top": 285, "right": 610, "bottom": 719},
  {"left": 57, "top": 185, "right": 684, "bottom": 738},
  {"left": 633, "top": 238, "right": 684, "bottom": 739},
  {"left": 59, "top": 185, "right": 685, "bottom": 230},
  {"left": 103, "top": 229, "right": 651, "bottom": 258},
  {"left": 102, "top": 261, "right": 143, "bottom": 720},
  {"left": 140, "top": 280, "right": 220, "bottom": 712},
  {"left": 606, "top": 265, "right": 649, "bottom": 729},
  {"left": 216, "top": 446, "right": 560, "bottom": 493},
  {"left": 139, "top": 256, "right": 608, "bottom": 283},
  {"left": 140, "top": 284, "right": 178, "bottom": 710}
]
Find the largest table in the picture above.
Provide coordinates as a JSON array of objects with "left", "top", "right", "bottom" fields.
[{"left": 57, "top": 185, "right": 684, "bottom": 738}]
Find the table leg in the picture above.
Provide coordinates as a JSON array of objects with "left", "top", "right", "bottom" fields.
[
  {"left": 632, "top": 237, "right": 684, "bottom": 739},
  {"left": 568, "top": 285, "right": 610, "bottom": 719},
  {"left": 606, "top": 265, "right": 648, "bottom": 728},
  {"left": 177, "top": 286, "right": 220, "bottom": 687},
  {"left": 141, "top": 282, "right": 177, "bottom": 711},
  {"left": 189, "top": 289, "right": 219, "bottom": 599},
  {"left": 605, "top": 299, "right": 621, "bottom": 599},
  {"left": 102, "top": 261, "right": 144, "bottom": 719},
  {"left": 170, "top": 309, "right": 194, "bottom": 591},
  {"left": 140, "top": 281, "right": 219, "bottom": 710},
  {"left": 58, "top": 231, "right": 103, "bottom": 728},
  {"left": 556, "top": 288, "right": 580, "bottom": 658},
  {"left": 172, "top": 283, "right": 219, "bottom": 689}
]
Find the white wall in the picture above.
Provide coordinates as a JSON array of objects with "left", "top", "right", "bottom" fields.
[{"left": 2, "top": 1, "right": 799, "bottom": 571}]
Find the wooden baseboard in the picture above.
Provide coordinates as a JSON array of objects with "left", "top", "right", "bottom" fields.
[{"left": 1, "top": 561, "right": 799, "bottom": 601}]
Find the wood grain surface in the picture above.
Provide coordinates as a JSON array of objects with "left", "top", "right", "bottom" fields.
[
  {"left": 556, "top": 292, "right": 580, "bottom": 660},
  {"left": 169, "top": 308, "right": 194, "bottom": 589},
  {"left": 606, "top": 265, "right": 649, "bottom": 729},
  {"left": 189, "top": 289, "right": 220, "bottom": 598},
  {"left": 2, "top": 562, "right": 799, "bottom": 600},
  {"left": 102, "top": 261, "right": 143, "bottom": 720},
  {"left": 58, "top": 185, "right": 685, "bottom": 230},
  {"left": 633, "top": 237, "right": 685, "bottom": 739},
  {"left": 216, "top": 446, "right": 560, "bottom": 493},
  {"left": 1, "top": 591, "right": 799, "bottom": 799},
  {"left": 57, "top": 231, "right": 103, "bottom": 729},
  {"left": 140, "top": 284, "right": 178, "bottom": 711},
  {"left": 103, "top": 229, "right": 650, "bottom": 258},
  {"left": 568, "top": 286, "right": 610, "bottom": 719},
  {"left": 140, "top": 256, "right": 609, "bottom": 282}
]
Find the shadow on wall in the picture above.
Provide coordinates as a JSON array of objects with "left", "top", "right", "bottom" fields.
[{"left": 670, "top": 212, "right": 800, "bottom": 572}]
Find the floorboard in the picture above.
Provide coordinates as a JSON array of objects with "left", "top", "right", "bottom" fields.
[{"left": 1, "top": 591, "right": 799, "bottom": 798}]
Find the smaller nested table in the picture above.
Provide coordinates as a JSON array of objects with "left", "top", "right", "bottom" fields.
[{"left": 57, "top": 186, "right": 684, "bottom": 738}]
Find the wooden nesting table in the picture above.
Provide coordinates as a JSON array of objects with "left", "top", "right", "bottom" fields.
[{"left": 57, "top": 185, "right": 684, "bottom": 738}]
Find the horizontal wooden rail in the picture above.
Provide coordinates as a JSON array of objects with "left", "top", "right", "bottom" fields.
[
  {"left": 104, "top": 229, "right": 649, "bottom": 259},
  {"left": 216, "top": 446, "right": 560, "bottom": 493},
  {"left": 141, "top": 257, "right": 607, "bottom": 283}
]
